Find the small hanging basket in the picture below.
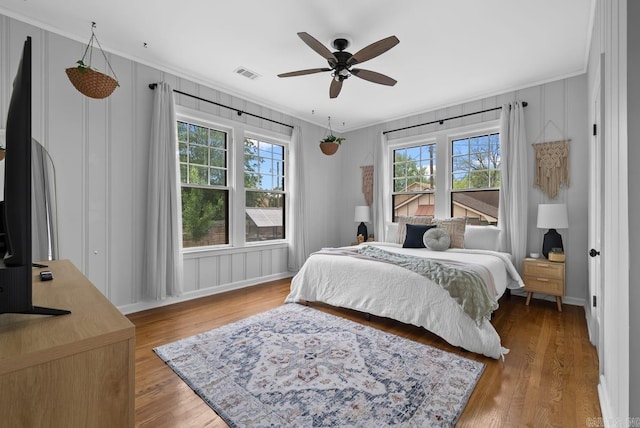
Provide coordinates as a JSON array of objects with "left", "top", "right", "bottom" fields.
[
  {"left": 65, "top": 67, "right": 118, "bottom": 99},
  {"left": 319, "top": 141, "right": 340, "bottom": 155},
  {"left": 319, "top": 116, "right": 344, "bottom": 156},
  {"left": 66, "top": 22, "right": 119, "bottom": 99}
]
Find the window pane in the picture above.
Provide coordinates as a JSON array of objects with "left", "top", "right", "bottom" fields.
[
  {"left": 189, "top": 124, "right": 208, "bottom": 145},
  {"left": 246, "top": 192, "right": 284, "bottom": 241},
  {"left": 244, "top": 138, "right": 286, "bottom": 242},
  {"left": 178, "top": 121, "right": 188, "bottom": 142},
  {"left": 208, "top": 130, "right": 226, "bottom": 148},
  {"left": 179, "top": 142, "right": 188, "bottom": 163},
  {"left": 210, "top": 148, "right": 226, "bottom": 168},
  {"left": 452, "top": 139, "right": 468, "bottom": 155},
  {"left": 209, "top": 168, "right": 225, "bottom": 186},
  {"left": 450, "top": 133, "right": 500, "bottom": 222},
  {"left": 392, "top": 193, "right": 435, "bottom": 220},
  {"left": 181, "top": 187, "right": 228, "bottom": 247},
  {"left": 190, "top": 145, "right": 208, "bottom": 165},
  {"left": 469, "top": 170, "right": 491, "bottom": 189},
  {"left": 451, "top": 190, "right": 499, "bottom": 225}
]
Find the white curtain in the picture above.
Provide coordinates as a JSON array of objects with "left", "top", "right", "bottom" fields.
[
  {"left": 498, "top": 101, "right": 528, "bottom": 270},
  {"left": 144, "top": 82, "right": 183, "bottom": 299},
  {"left": 373, "top": 132, "right": 390, "bottom": 240},
  {"left": 287, "top": 125, "right": 308, "bottom": 271}
]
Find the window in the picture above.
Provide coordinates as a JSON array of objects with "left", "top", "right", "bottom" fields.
[
  {"left": 178, "top": 120, "right": 229, "bottom": 247},
  {"left": 387, "top": 123, "right": 500, "bottom": 224},
  {"left": 392, "top": 143, "right": 436, "bottom": 221},
  {"left": 244, "top": 137, "right": 285, "bottom": 242},
  {"left": 451, "top": 132, "right": 500, "bottom": 224}
]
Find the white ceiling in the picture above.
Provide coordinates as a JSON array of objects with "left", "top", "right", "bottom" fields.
[{"left": 0, "top": 1, "right": 594, "bottom": 132}]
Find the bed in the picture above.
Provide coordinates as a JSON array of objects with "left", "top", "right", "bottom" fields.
[{"left": 285, "top": 221, "right": 525, "bottom": 360}]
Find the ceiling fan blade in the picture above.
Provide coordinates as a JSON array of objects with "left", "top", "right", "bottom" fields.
[
  {"left": 351, "top": 69, "right": 397, "bottom": 86},
  {"left": 278, "top": 68, "right": 331, "bottom": 78},
  {"left": 297, "top": 32, "right": 337, "bottom": 65},
  {"left": 347, "top": 35, "right": 399, "bottom": 65},
  {"left": 329, "top": 78, "right": 343, "bottom": 99}
]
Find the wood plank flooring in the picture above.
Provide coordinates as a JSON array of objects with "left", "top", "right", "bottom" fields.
[{"left": 128, "top": 278, "right": 601, "bottom": 427}]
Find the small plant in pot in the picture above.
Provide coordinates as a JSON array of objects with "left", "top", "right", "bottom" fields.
[{"left": 319, "top": 135, "right": 345, "bottom": 156}]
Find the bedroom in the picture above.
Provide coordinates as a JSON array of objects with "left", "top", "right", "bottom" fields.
[{"left": 0, "top": 0, "right": 636, "bottom": 426}]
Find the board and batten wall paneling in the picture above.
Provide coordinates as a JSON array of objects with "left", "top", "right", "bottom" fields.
[{"left": 1, "top": 14, "right": 342, "bottom": 314}]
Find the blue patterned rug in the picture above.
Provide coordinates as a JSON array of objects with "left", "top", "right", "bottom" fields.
[{"left": 154, "top": 303, "right": 484, "bottom": 427}]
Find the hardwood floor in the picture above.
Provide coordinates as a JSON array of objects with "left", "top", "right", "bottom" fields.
[{"left": 128, "top": 278, "right": 601, "bottom": 427}]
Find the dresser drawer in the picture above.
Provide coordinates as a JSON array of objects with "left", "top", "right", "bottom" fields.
[
  {"left": 523, "top": 276, "right": 564, "bottom": 296},
  {"left": 522, "top": 261, "right": 564, "bottom": 280}
]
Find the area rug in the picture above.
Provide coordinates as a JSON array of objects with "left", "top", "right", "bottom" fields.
[{"left": 154, "top": 303, "right": 484, "bottom": 427}]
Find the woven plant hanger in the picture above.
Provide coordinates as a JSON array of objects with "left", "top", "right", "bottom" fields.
[{"left": 65, "top": 22, "right": 119, "bottom": 99}]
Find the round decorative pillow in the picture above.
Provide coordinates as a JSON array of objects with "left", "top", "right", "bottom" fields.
[{"left": 423, "top": 227, "right": 450, "bottom": 251}]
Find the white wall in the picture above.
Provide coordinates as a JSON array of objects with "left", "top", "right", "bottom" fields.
[
  {"left": 587, "top": 0, "right": 631, "bottom": 421},
  {"left": 626, "top": 0, "right": 639, "bottom": 418},
  {"left": 0, "top": 15, "right": 343, "bottom": 312},
  {"left": 338, "top": 76, "right": 589, "bottom": 305}
]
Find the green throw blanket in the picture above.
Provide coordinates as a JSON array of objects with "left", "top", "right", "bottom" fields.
[{"left": 358, "top": 245, "right": 498, "bottom": 325}]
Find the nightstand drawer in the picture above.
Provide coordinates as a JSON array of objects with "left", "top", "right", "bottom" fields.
[
  {"left": 523, "top": 276, "right": 564, "bottom": 296},
  {"left": 522, "top": 261, "right": 564, "bottom": 280}
]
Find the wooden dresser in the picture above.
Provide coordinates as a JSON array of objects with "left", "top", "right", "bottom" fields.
[
  {"left": 522, "top": 257, "right": 566, "bottom": 312},
  {"left": 0, "top": 260, "right": 135, "bottom": 428}
]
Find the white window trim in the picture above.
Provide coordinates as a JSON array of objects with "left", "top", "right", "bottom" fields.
[
  {"left": 386, "top": 120, "right": 499, "bottom": 220},
  {"left": 175, "top": 105, "right": 291, "bottom": 252},
  {"left": 242, "top": 131, "right": 290, "bottom": 248}
]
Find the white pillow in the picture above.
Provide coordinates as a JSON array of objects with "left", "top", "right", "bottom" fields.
[
  {"left": 385, "top": 223, "right": 399, "bottom": 243},
  {"left": 424, "top": 227, "right": 450, "bottom": 251},
  {"left": 464, "top": 225, "right": 501, "bottom": 251}
]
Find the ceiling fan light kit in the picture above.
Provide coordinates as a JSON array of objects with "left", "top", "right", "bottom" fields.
[{"left": 278, "top": 32, "right": 399, "bottom": 99}]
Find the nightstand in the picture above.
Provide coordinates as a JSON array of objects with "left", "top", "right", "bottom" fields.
[{"left": 522, "top": 258, "right": 565, "bottom": 312}]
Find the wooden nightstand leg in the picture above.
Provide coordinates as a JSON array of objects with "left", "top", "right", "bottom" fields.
[
  {"left": 525, "top": 292, "right": 533, "bottom": 306},
  {"left": 556, "top": 296, "right": 563, "bottom": 312}
]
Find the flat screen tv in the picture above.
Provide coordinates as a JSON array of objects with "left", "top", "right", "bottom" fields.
[{"left": 0, "top": 36, "right": 69, "bottom": 316}]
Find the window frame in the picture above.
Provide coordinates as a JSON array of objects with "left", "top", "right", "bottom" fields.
[
  {"left": 386, "top": 120, "right": 500, "bottom": 222},
  {"left": 175, "top": 105, "right": 290, "bottom": 253},
  {"left": 243, "top": 133, "right": 288, "bottom": 244}
]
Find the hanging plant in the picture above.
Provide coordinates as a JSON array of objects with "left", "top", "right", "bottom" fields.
[
  {"left": 319, "top": 117, "right": 345, "bottom": 156},
  {"left": 65, "top": 22, "right": 119, "bottom": 99}
]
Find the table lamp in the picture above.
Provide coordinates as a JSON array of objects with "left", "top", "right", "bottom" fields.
[
  {"left": 537, "top": 203, "right": 568, "bottom": 258},
  {"left": 354, "top": 206, "right": 370, "bottom": 241}
]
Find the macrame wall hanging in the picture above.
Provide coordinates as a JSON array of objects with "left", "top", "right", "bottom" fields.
[
  {"left": 532, "top": 139, "right": 570, "bottom": 199},
  {"left": 361, "top": 165, "right": 374, "bottom": 206}
]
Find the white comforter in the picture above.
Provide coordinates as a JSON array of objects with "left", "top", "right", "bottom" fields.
[{"left": 285, "top": 243, "right": 524, "bottom": 359}]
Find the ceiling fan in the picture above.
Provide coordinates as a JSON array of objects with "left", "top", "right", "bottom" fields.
[{"left": 278, "top": 32, "right": 399, "bottom": 99}]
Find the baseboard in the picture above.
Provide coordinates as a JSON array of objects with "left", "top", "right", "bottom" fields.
[
  {"left": 118, "top": 272, "right": 293, "bottom": 315},
  {"left": 510, "top": 289, "right": 586, "bottom": 307},
  {"left": 598, "top": 375, "right": 613, "bottom": 428}
]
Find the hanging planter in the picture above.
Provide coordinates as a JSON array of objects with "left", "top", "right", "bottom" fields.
[
  {"left": 319, "top": 116, "right": 345, "bottom": 156},
  {"left": 65, "top": 22, "right": 119, "bottom": 99}
]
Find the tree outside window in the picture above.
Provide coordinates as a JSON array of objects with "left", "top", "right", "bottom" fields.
[{"left": 178, "top": 121, "right": 229, "bottom": 247}]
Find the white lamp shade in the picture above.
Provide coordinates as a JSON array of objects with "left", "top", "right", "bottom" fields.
[
  {"left": 354, "top": 206, "right": 371, "bottom": 223},
  {"left": 537, "top": 204, "right": 568, "bottom": 229}
]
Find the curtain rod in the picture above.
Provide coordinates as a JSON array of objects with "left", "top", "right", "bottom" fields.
[
  {"left": 382, "top": 101, "right": 528, "bottom": 135},
  {"left": 148, "top": 83, "right": 294, "bottom": 129}
]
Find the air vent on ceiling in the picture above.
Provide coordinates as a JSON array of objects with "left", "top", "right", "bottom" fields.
[{"left": 234, "top": 66, "right": 260, "bottom": 80}]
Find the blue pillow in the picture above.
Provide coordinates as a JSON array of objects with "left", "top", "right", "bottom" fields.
[{"left": 402, "top": 224, "right": 436, "bottom": 248}]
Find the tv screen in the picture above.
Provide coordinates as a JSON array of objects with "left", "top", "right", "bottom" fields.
[{"left": 0, "top": 36, "right": 68, "bottom": 316}]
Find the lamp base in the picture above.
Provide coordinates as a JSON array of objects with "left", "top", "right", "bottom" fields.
[
  {"left": 357, "top": 222, "right": 368, "bottom": 241},
  {"left": 542, "top": 228, "right": 564, "bottom": 259}
]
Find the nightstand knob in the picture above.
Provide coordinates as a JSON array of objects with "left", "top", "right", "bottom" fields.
[{"left": 589, "top": 249, "right": 601, "bottom": 257}]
